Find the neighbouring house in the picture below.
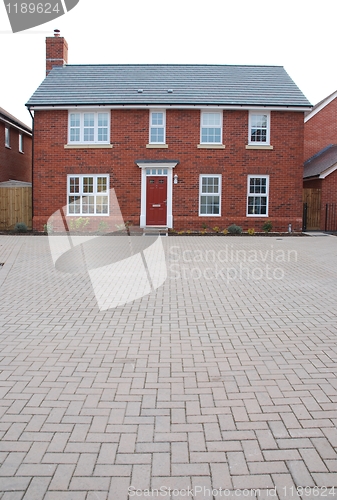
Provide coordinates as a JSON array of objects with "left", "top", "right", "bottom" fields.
[
  {"left": 0, "top": 107, "right": 32, "bottom": 229},
  {"left": 0, "top": 107, "right": 32, "bottom": 183},
  {"left": 304, "top": 91, "right": 337, "bottom": 231},
  {"left": 26, "top": 32, "right": 311, "bottom": 233}
]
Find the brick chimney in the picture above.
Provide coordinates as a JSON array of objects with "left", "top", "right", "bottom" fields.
[{"left": 46, "top": 29, "right": 68, "bottom": 76}]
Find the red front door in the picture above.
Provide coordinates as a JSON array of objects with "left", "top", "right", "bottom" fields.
[{"left": 146, "top": 176, "right": 167, "bottom": 225}]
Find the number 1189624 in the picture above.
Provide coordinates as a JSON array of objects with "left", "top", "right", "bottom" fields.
[{"left": 5, "top": 2, "right": 60, "bottom": 14}]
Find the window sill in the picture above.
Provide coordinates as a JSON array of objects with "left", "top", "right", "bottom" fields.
[
  {"left": 146, "top": 144, "right": 168, "bottom": 149},
  {"left": 199, "top": 214, "right": 221, "bottom": 217},
  {"left": 67, "top": 213, "right": 110, "bottom": 217},
  {"left": 5, "top": 145, "right": 11, "bottom": 149},
  {"left": 64, "top": 144, "right": 113, "bottom": 149},
  {"left": 197, "top": 144, "right": 225, "bottom": 149},
  {"left": 246, "top": 214, "right": 269, "bottom": 217},
  {"left": 246, "top": 145, "right": 273, "bottom": 150}
]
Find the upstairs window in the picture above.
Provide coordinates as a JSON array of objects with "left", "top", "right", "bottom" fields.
[
  {"left": 68, "top": 112, "right": 110, "bottom": 144},
  {"left": 247, "top": 175, "right": 269, "bottom": 216},
  {"left": 150, "top": 111, "right": 166, "bottom": 144},
  {"left": 199, "top": 175, "right": 221, "bottom": 216},
  {"left": 67, "top": 174, "right": 109, "bottom": 215},
  {"left": 19, "top": 134, "right": 23, "bottom": 153},
  {"left": 200, "top": 112, "right": 222, "bottom": 144},
  {"left": 5, "top": 127, "right": 10, "bottom": 148},
  {"left": 249, "top": 112, "right": 270, "bottom": 144}
]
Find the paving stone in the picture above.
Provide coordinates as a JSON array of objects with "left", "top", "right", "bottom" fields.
[
  {"left": 45, "top": 494, "right": 86, "bottom": 500},
  {"left": 118, "top": 433, "right": 136, "bottom": 453},
  {"left": 171, "top": 442, "right": 189, "bottom": 463},
  {"left": 152, "top": 453, "right": 170, "bottom": 476},
  {"left": 231, "top": 474, "right": 274, "bottom": 489},
  {"left": 299, "top": 448, "right": 329, "bottom": 472},
  {"left": 248, "top": 461, "right": 288, "bottom": 474},
  {"left": 3, "top": 493, "right": 25, "bottom": 500},
  {"left": 227, "top": 451, "right": 249, "bottom": 475},
  {"left": 210, "top": 462, "right": 232, "bottom": 489},
  {"left": 0, "top": 453, "right": 26, "bottom": 476},
  {"left": 0, "top": 478, "right": 30, "bottom": 491},
  {"left": 287, "top": 460, "right": 315, "bottom": 486},
  {"left": 107, "top": 477, "right": 131, "bottom": 500},
  {"left": 69, "top": 477, "right": 110, "bottom": 490},
  {"left": 192, "top": 476, "right": 213, "bottom": 499},
  {"left": 272, "top": 473, "right": 296, "bottom": 500},
  {"left": 311, "top": 473, "right": 337, "bottom": 487},
  {"left": 171, "top": 463, "right": 210, "bottom": 476},
  {"left": 73, "top": 453, "right": 97, "bottom": 475},
  {"left": 131, "top": 464, "right": 151, "bottom": 489},
  {"left": 48, "top": 464, "right": 76, "bottom": 490},
  {"left": 188, "top": 432, "right": 206, "bottom": 452},
  {"left": 22, "top": 476, "right": 51, "bottom": 500}
]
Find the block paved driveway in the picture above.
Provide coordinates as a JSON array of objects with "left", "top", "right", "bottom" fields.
[{"left": 0, "top": 234, "right": 336, "bottom": 499}]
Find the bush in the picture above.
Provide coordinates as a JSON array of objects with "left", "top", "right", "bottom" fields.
[
  {"left": 262, "top": 221, "right": 273, "bottom": 233},
  {"left": 14, "top": 222, "right": 27, "bottom": 233},
  {"left": 43, "top": 222, "right": 53, "bottom": 234},
  {"left": 68, "top": 217, "right": 89, "bottom": 231},
  {"left": 227, "top": 224, "right": 242, "bottom": 235},
  {"left": 97, "top": 221, "right": 109, "bottom": 233}
]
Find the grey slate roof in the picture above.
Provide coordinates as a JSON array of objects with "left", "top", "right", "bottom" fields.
[
  {"left": 0, "top": 107, "right": 32, "bottom": 133},
  {"left": 26, "top": 64, "right": 311, "bottom": 108},
  {"left": 304, "top": 145, "right": 337, "bottom": 178}
]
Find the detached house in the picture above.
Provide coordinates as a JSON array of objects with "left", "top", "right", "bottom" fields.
[
  {"left": 26, "top": 32, "right": 311, "bottom": 232},
  {"left": 0, "top": 108, "right": 32, "bottom": 229}
]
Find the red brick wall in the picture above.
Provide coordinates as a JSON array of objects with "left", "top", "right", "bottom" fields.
[
  {"left": 0, "top": 121, "right": 32, "bottom": 182},
  {"left": 304, "top": 97, "right": 337, "bottom": 161},
  {"left": 32, "top": 108, "right": 305, "bottom": 232}
]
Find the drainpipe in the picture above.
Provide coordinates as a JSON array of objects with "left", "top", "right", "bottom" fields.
[{"left": 28, "top": 107, "right": 34, "bottom": 231}]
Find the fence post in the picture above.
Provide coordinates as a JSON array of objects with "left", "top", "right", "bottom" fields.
[{"left": 302, "top": 203, "right": 307, "bottom": 232}]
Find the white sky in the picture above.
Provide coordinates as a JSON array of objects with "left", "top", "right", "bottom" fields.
[{"left": 1, "top": 0, "right": 336, "bottom": 127}]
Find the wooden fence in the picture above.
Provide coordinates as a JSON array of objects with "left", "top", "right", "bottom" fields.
[
  {"left": 0, "top": 187, "right": 32, "bottom": 230},
  {"left": 303, "top": 188, "right": 321, "bottom": 230}
]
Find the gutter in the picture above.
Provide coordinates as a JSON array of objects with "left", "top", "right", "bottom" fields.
[{"left": 26, "top": 104, "right": 313, "bottom": 112}]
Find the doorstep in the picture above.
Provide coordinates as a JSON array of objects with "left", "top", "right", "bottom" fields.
[{"left": 142, "top": 226, "right": 168, "bottom": 236}]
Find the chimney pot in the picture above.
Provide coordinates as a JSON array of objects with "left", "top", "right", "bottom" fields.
[{"left": 54, "top": 29, "right": 60, "bottom": 37}]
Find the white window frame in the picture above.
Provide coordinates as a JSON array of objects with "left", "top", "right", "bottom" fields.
[
  {"left": 199, "top": 174, "right": 221, "bottom": 216},
  {"left": 149, "top": 110, "right": 166, "bottom": 144},
  {"left": 200, "top": 111, "right": 223, "bottom": 145},
  {"left": 5, "top": 127, "right": 10, "bottom": 148},
  {"left": 247, "top": 175, "right": 269, "bottom": 217},
  {"left": 67, "top": 174, "right": 110, "bottom": 216},
  {"left": 68, "top": 111, "right": 110, "bottom": 144},
  {"left": 248, "top": 111, "right": 270, "bottom": 145},
  {"left": 19, "top": 133, "right": 23, "bottom": 153}
]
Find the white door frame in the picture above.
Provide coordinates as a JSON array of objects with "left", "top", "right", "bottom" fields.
[{"left": 136, "top": 161, "right": 178, "bottom": 228}]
